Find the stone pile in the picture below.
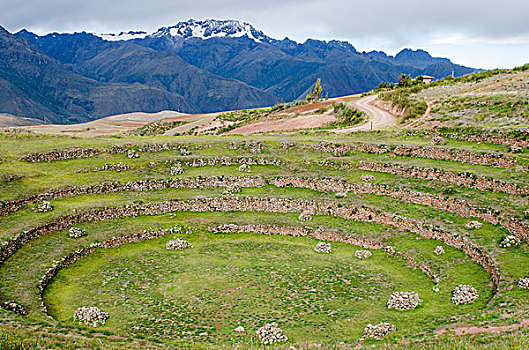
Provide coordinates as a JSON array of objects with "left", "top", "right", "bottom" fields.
[
  {"left": 166, "top": 238, "right": 192, "bottom": 251},
  {"left": 73, "top": 306, "right": 109, "bottom": 327},
  {"left": 466, "top": 221, "right": 483, "bottom": 229},
  {"left": 387, "top": 291, "right": 422, "bottom": 311},
  {"left": 359, "top": 161, "right": 528, "bottom": 195},
  {"left": 430, "top": 136, "right": 447, "bottom": 145},
  {"left": 35, "top": 201, "right": 52, "bottom": 212},
  {"left": 360, "top": 174, "right": 375, "bottom": 182},
  {"left": 499, "top": 235, "right": 520, "bottom": 248},
  {"left": 335, "top": 191, "right": 348, "bottom": 198},
  {"left": 314, "top": 242, "right": 332, "bottom": 253},
  {"left": 517, "top": 277, "right": 529, "bottom": 289},
  {"left": 170, "top": 165, "right": 185, "bottom": 176},
  {"left": 68, "top": 227, "right": 86, "bottom": 239},
  {"left": 433, "top": 246, "right": 445, "bottom": 255},
  {"left": 355, "top": 250, "right": 372, "bottom": 259},
  {"left": 238, "top": 164, "right": 251, "bottom": 173},
  {"left": 363, "top": 323, "right": 396, "bottom": 338},
  {"left": 385, "top": 246, "right": 396, "bottom": 255},
  {"left": 256, "top": 322, "right": 288, "bottom": 344},
  {"left": 452, "top": 284, "right": 479, "bottom": 304},
  {"left": 127, "top": 149, "right": 139, "bottom": 159},
  {"left": 298, "top": 211, "right": 312, "bottom": 221},
  {"left": 1, "top": 301, "right": 26, "bottom": 315}
]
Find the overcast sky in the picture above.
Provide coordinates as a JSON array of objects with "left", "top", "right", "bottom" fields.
[{"left": 1, "top": 0, "right": 528, "bottom": 69}]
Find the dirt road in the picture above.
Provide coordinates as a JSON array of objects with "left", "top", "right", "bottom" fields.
[{"left": 334, "top": 95, "right": 396, "bottom": 133}]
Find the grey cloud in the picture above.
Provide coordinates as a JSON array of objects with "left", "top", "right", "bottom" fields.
[{"left": 1, "top": 0, "right": 528, "bottom": 49}]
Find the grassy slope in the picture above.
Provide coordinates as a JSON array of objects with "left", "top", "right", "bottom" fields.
[{"left": 0, "top": 129, "right": 528, "bottom": 349}]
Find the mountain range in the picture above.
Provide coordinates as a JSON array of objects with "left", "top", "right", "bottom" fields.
[{"left": 0, "top": 19, "right": 478, "bottom": 124}]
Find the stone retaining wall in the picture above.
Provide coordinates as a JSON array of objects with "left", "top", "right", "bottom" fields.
[
  {"left": 359, "top": 144, "right": 516, "bottom": 168},
  {"left": 0, "top": 197, "right": 501, "bottom": 288},
  {"left": 413, "top": 131, "right": 529, "bottom": 149},
  {"left": 209, "top": 223, "right": 437, "bottom": 281},
  {"left": 20, "top": 143, "right": 203, "bottom": 163},
  {"left": 2, "top": 175, "right": 527, "bottom": 247},
  {"left": 358, "top": 161, "right": 528, "bottom": 195}
]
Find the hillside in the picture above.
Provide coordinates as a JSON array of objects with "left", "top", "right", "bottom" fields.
[
  {"left": 376, "top": 66, "right": 529, "bottom": 128},
  {"left": 0, "top": 26, "right": 194, "bottom": 124},
  {"left": 1, "top": 19, "right": 478, "bottom": 124}
]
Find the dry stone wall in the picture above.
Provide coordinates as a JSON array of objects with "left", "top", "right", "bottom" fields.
[
  {"left": 2, "top": 175, "right": 528, "bottom": 249},
  {"left": 412, "top": 130, "right": 529, "bottom": 149},
  {"left": 359, "top": 144, "right": 516, "bottom": 168},
  {"left": 359, "top": 161, "right": 528, "bottom": 195},
  {"left": 20, "top": 143, "right": 204, "bottom": 163},
  {"left": 2, "top": 197, "right": 500, "bottom": 289}
]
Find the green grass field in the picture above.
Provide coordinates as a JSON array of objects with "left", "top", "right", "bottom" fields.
[{"left": 1, "top": 129, "right": 529, "bottom": 349}]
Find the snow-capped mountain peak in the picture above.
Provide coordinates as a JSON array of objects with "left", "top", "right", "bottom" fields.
[
  {"left": 97, "top": 31, "right": 148, "bottom": 41},
  {"left": 154, "top": 19, "right": 269, "bottom": 42},
  {"left": 95, "top": 19, "right": 270, "bottom": 43}
]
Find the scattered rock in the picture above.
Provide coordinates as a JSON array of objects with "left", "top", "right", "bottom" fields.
[
  {"left": 314, "top": 242, "right": 332, "bottom": 253},
  {"left": 127, "top": 149, "right": 139, "bottom": 159},
  {"left": 431, "top": 136, "right": 447, "bottom": 145},
  {"left": 499, "top": 235, "right": 520, "bottom": 248},
  {"left": 73, "top": 306, "right": 109, "bottom": 327},
  {"left": 452, "top": 284, "right": 479, "bottom": 304},
  {"left": 360, "top": 174, "right": 375, "bottom": 182},
  {"left": 387, "top": 291, "right": 422, "bottom": 311},
  {"left": 35, "top": 201, "right": 53, "bottom": 213},
  {"left": 433, "top": 246, "right": 445, "bottom": 255},
  {"left": 298, "top": 211, "right": 312, "bottom": 221},
  {"left": 355, "top": 250, "right": 372, "bottom": 259},
  {"left": 517, "top": 277, "right": 529, "bottom": 289},
  {"left": 170, "top": 164, "right": 185, "bottom": 175},
  {"left": 234, "top": 326, "right": 245, "bottom": 332},
  {"left": 384, "top": 246, "right": 396, "bottom": 255},
  {"left": 335, "top": 191, "right": 348, "bottom": 198},
  {"left": 466, "top": 221, "right": 482, "bottom": 229},
  {"left": 238, "top": 164, "right": 252, "bottom": 173},
  {"left": 363, "top": 322, "right": 396, "bottom": 338},
  {"left": 256, "top": 322, "right": 288, "bottom": 344},
  {"left": 68, "top": 227, "right": 86, "bottom": 239},
  {"left": 166, "top": 238, "right": 192, "bottom": 251},
  {"left": 1, "top": 301, "right": 26, "bottom": 315}
]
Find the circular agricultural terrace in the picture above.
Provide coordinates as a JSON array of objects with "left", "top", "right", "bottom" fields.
[{"left": 1, "top": 132, "right": 529, "bottom": 348}]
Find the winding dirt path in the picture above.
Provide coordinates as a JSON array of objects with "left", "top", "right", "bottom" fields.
[
  {"left": 334, "top": 95, "right": 396, "bottom": 133},
  {"left": 434, "top": 319, "right": 529, "bottom": 336}
]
